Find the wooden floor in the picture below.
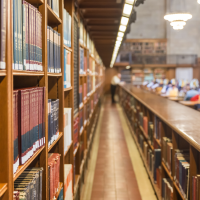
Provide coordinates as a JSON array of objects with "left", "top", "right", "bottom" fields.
[{"left": 90, "top": 99, "right": 142, "bottom": 200}]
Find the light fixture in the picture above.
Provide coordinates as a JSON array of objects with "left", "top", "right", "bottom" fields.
[
  {"left": 121, "top": 17, "right": 129, "bottom": 26},
  {"left": 198, "top": 0, "right": 200, "bottom": 4},
  {"left": 119, "top": 25, "right": 126, "bottom": 32},
  {"left": 125, "top": 0, "right": 135, "bottom": 5},
  {"left": 118, "top": 32, "right": 124, "bottom": 37},
  {"left": 126, "top": 65, "right": 130, "bottom": 69},
  {"left": 164, "top": 0, "right": 192, "bottom": 30},
  {"left": 123, "top": 4, "right": 133, "bottom": 16},
  {"left": 117, "top": 37, "right": 122, "bottom": 42},
  {"left": 116, "top": 41, "right": 121, "bottom": 45}
]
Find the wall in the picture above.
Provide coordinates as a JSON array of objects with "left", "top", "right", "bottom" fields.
[
  {"left": 127, "top": 0, "right": 200, "bottom": 57},
  {"left": 104, "top": 68, "right": 118, "bottom": 94},
  {"left": 127, "top": 0, "right": 166, "bottom": 39}
]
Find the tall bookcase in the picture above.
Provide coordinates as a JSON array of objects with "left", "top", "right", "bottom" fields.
[{"left": 0, "top": 0, "right": 105, "bottom": 200}]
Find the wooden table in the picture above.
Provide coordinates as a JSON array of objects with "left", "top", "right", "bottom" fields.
[
  {"left": 179, "top": 100, "right": 200, "bottom": 107},
  {"left": 168, "top": 97, "right": 184, "bottom": 102}
]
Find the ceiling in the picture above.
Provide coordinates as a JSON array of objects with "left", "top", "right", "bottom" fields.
[{"left": 78, "top": 0, "right": 124, "bottom": 67}]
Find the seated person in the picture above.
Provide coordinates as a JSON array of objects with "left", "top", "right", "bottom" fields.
[
  {"left": 178, "top": 80, "right": 186, "bottom": 98},
  {"left": 184, "top": 79, "right": 199, "bottom": 101},
  {"left": 151, "top": 79, "right": 160, "bottom": 90},
  {"left": 166, "top": 79, "right": 178, "bottom": 97},
  {"left": 147, "top": 80, "right": 154, "bottom": 88},
  {"left": 161, "top": 79, "right": 169, "bottom": 94}
]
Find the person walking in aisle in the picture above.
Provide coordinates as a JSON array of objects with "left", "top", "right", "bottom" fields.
[{"left": 111, "top": 73, "right": 122, "bottom": 104}]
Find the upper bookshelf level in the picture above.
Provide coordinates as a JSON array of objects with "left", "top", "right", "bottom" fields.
[{"left": 121, "top": 84, "right": 200, "bottom": 151}]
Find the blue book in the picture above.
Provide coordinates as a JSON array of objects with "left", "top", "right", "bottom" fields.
[
  {"left": 47, "top": 26, "right": 50, "bottom": 72},
  {"left": 58, "top": 187, "right": 63, "bottom": 200}
]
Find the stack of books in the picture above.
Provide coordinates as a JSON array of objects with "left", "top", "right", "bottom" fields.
[
  {"left": 64, "top": 49, "right": 71, "bottom": 89},
  {"left": 162, "top": 137, "right": 173, "bottom": 174},
  {"left": 64, "top": 108, "right": 72, "bottom": 154},
  {"left": 64, "top": 164, "right": 73, "bottom": 200},
  {"left": 73, "top": 117, "right": 79, "bottom": 148},
  {"left": 13, "top": 1, "right": 42, "bottom": 71},
  {"left": 80, "top": 47, "right": 85, "bottom": 74},
  {"left": 47, "top": 27, "right": 61, "bottom": 73},
  {"left": 48, "top": 99, "right": 60, "bottom": 147},
  {"left": 162, "top": 178, "right": 173, "bottom": 200},
  {"left": 47, "top": 0, "right": 59, "bottom": 17},
  {"left": 174, "top": 149, "right": 190, "bottom": 199},
  {"left": 0, "top": 0, "right": 6, "bottom": 70},
  {"left": 48, "top": 153, "right": 61, "bottom": 199},
  {"left": 63, "top": 8, "right": 71, "bottom": 48},
  {"left": 13, "top": 87, "right": 45, "bottom": 174},
  {"left": 154, "top": 116, "right": 162, "bottom": 141},
  {"left": 14, "top": 168, "right": 43, "bottom": 199}
]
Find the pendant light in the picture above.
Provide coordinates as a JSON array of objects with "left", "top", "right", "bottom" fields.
[
  {"left": 198, "top": 0, "right": 200, "bottom": 4},
  {"left": 164, "top": 0, "right": 192, "bottom": 30}
]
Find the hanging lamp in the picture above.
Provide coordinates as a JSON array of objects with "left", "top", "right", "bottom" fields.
[
  {"left": 164, "top": 0, "right": 192, "bottom": 30},
  {"left": 198, "top": 0, "right": 200, "bottom": 4}
]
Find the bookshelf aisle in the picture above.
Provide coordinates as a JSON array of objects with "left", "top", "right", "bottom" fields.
[
  {"left": 0, "top": 0, "right": 105, "bottom": 200},
  {"left": 120, "top": 85, "right": 200, "bottom": 200}
]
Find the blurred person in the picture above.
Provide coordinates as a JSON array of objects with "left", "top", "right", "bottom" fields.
[
  {"left": 184, "top": 79, "right": 199, "bottom": 101},
  {"left": 166, "top": 79, "right": 178, "bottom": 97},
  {"left": 111, "top": 73, "right": 121, "bottom": 104}
]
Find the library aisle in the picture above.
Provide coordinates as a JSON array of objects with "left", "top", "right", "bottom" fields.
[{"left": 81, "top": 97, "right": 157, "bottom": 200}]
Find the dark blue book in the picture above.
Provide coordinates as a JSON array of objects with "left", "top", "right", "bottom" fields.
[
  {"left": 154, "top": 149, "right": 161, "bottom": 183},
  {"left": 47, "top": 26, "right": 50, "bottom": 72},
  {"left": 58, "top": 187, "right": 63, "bottom": 200}
]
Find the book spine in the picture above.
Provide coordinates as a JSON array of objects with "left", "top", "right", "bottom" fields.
[
  {"left": 22, "top": 3, "right": 26, "bottom": 70},
  {"left": 69, "top": 14, "right": 71, "bottom": 47},
  {"left": 33, "top": 6, "right": 36, "bottom": 70},
  {"left": 18, "top": 0, "right": 23, "bottom": 70},
  {"left": 35, "top": 89, "right": 39, "bottom": 149},
  {"left": 35, "top": 10, "right": 39, "bottom": 71},
  {"left": 63, "top": 9, "right": 66, "bottom": 46},
  {"left": 64, "top": 49, "right": 66, "bottom": 88},
  {"left": 47, "top": 26, "right": 50, "bottom": 72},
  {"left": 40, "top": 13, "right": 42, "bottom": 71},
  {"left": 58, "top": 33, "right": 60, "bottom": 73},
  {"left": 0, "top": 0, "right": 6, "bottom": 69},
  {"left": 50, "top": 27, "right": 54, "bottom": 72},
  {"left": 42, "top": 87, "right": 45, "bottom": 145},
  {"left": 53, "top": 30, "right": 56, "bottom": 73},
  {"left": 48, "top": 99, "right": 51, "bottom": 146},
  {"left": 66, "top": 12, "right": 69, "bottom": 47}
]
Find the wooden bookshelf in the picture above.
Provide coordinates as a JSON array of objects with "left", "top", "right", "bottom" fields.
[
  {"left": 120, "top": 84, "right": 200, "bottom": 200},
  {"left": 0, "top": 184, "right": 7, "bottom": 198},
  {"left": 0, "top": 0, "right": 105, "bottom": 199},
  {"left": 55, "top": 182, "right": 63, "bottom": 199}
]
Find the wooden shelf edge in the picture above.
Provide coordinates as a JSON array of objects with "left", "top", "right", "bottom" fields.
[
  {"left": 173, "top": 180, "right": 185, "bottom": 200},
  {"left": 0, "top": 70, "right": 6, "bottom": 76},
  {"left": 64, "top": 86, "right": 73, "bottom": 92},
  {"left": 64, "top": 141, "right": 73, "bottom": 157},
  {"left": 13, "top": 146, "right": 45, "bottom": 181},
  {"left": 73, "top": 143, "right": 80, "bottom": 157},
  {"left": 48, "top": 132, "right": 63, "bottom": 152},
  {"left": 154, "top": 137, "right": 161, "bottom": 147},
  {"left": 74, "top": 175, "right": 80, "bottom": 196},
  {"left": 161, "top": 162, "right": 173, "bottom": 181},
  {"left": 79, "top": 103, "right": 84, "bottom": 110},
  {"left": 64, "top": 45, "right": 73, "bottom": 52},
  {"left": 80, "top": 127, "right": 84, "bottom": 136},
  {"left": 0, "top": 183, "right": 7, "bottom": 197},
  {"left": 47, "top": 72, "right": 62, "bottom": 77},
  {"left": 13, "top": 70, "right": 44, "bottom": 76},
  {"left": 55, "top": 182, "right": 63, "bottom": 199},
  {"left": 47, "top": 4, "right": 62, "bottom": 25}
]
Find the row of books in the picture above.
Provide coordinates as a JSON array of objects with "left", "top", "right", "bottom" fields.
[
  {"left": 64, "top": 108, "right": 72, "bottom": 154},
  {"left": 80, "top": 109, "right": 83, "bottom": 133},
  {"left": 0, "top": 0, "right": 6, "bottom": 69},
  {"left": 162, "top": 178, "right": 173, "bottom": 200},
  {"left": 14, "top": 167, "right": 43, "bottom": 199},
  {"left": 64, "top": 49, "right": 71, "bottom": 88},
  {"left": 13, "top": 0, "right": 42, "bottom": 71},
  {"left": 73, "top": 117, "right": 79, "bottom": 149},
  {"left": 174, "top": 149, "right": 190, "bottom": 199},
  {"left": 79, "top": 85, "right": 83, "bottom": 107},
  {"left": 154, "top": 116, "right": 161, "bottom": 141},
  {"left": 162, "top": 137, "right": 173, "bottom": 174},
  {"left": 80, "top": 47, "right": 85, "bottom": 74},
  {"left": 48, "top": 153, "right": 61, "bottom": 199},
  {"left": 47, "top": 0, "right": 59, "bottom": 17},
  {"left": 48, "top": 99, "right": 59, "bottom": 147},
  {"left": 192, "top": 175, "right": 200, "bottom": 200},
  {"left": 87, "top": 75, "right": 92, "bottom": 96},
  {"left": 63, "top": 8, "right": 71, "bottom": 48},
  {"left": 13, "top": 87, "right": 45, "bottom": 174},
  {"left": 47, "top": 26, "right": 61, "bottom": 73}
]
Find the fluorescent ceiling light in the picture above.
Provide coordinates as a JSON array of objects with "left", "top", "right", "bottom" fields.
[
  {"left": 126, "top": 65, "right": 130, "bottom": 69},
  {"left": 116, "top": 41, "right": 121, "bottom": 45},
  {"left": 119, "top": 25, "right": 126, "bottom": 32},
  {"left": 125, "top": 0, "right": 135, "bottom": 5},
  {"left": 121, "top": 17, "right": 129, "bottom": 26},
  {"left": 117, "top": 37, "right": 122, "bottom": 42},
  {"left": 123, "top": 3, "right": 132, "bottom": 16},
  {"left": 118, "top": 32, "right": 124, "bottom": 37}
]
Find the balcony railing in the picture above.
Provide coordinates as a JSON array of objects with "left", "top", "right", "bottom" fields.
[{"left": 115, "top": 53, "right": 198, "bottom": 65}]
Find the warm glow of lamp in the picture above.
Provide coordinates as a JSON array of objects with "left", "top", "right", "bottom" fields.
[
  {"left": 117, "top": 37, "right": 122, "bottom": 42},
  {"left": 125, "top": 0, "right": 135, "bottom": 5},
  {"left": 121, "top": 17, "right": 129, "bottom": 26},
  {"left": 119, "top": 25, "right": 126, "bottom": 32},
  {"left": 118, "top": 32, "right": 124, "bottom": 37},
  {"left": 123, "top": 3, "right": 133, "bottom": 16}
]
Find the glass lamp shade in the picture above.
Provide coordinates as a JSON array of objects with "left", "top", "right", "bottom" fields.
[{"left": 164, "top": 13, "right": 192, "bottom": 22}]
